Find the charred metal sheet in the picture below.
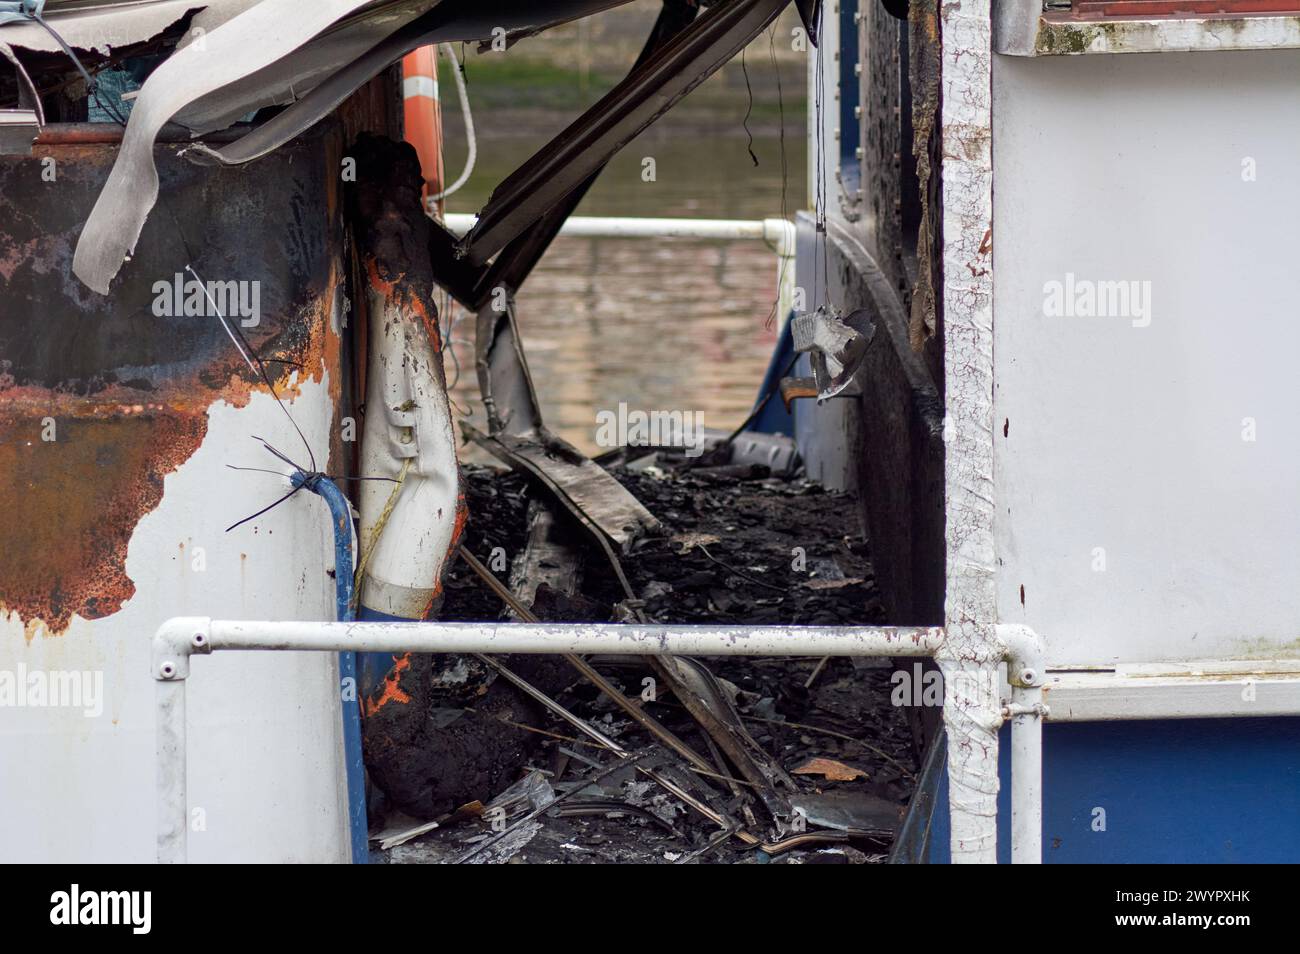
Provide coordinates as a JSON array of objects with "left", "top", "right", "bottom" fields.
[
  {"left": 508, "top": 499, "right": 582, "bottom": 612},
  {"left": 474, "top": 292, "right": 543, "bottom": 436},
  {"left": 465, "top": 424, "right": 660, "bottom": 554},
  {"left": 70, "top": 0, "right": 392, "bottom": 294},
  {"left": 462, "top": 0, "right": 699, "bottom": 309},
  {"left": 469, "top": 287, "right": 658, "bottom": 563},
  {"left": 0, "top": 127, "right": 345, "bottom": 635},
  {"left": 789, "top": 306, "right": 873, "bottom": 400},
  {"left": 0, "top": 0, "right": 198, "bottom": 57},
  {"left": 794, "top": 0, "right": 821, "bottom": 42},
  {"left": 459, "top": 0, "right": 793, "bottom": 266},
  {"left": 174, "top": 1, "right": 640, "bottom": 134},
  {"left": 648, "top": 654, "right": 795, "bottom": 822},
  {"left": 183, "top": 8, "right": 449, "bottom": 168},
  {"left": 59, "top": 0, "right": 651, "bottom": 291}
]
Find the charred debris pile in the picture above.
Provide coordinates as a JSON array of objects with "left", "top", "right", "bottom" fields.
[{"left": 368, "top": 447, "right": 918, "bottom": 865}]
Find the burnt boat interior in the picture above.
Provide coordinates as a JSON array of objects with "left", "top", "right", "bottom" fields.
[{"left": 1, "top": 0, "right": 951, "bottom": 863}]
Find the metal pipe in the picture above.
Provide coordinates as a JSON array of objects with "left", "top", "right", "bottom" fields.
[
  {"left": 1008, "top": 686, "right": 1044, "bottom": 864},
  {"left": 446, "top": 212, "right": 773, "bottom": 242},
  {"left": 151, "top": 618, "right": 1050, "bottom": 864},
  {"left": 443, "top": 213, "right": 797, "bottom": 323},
  {"left": 999, "top": 623, "right": 1048, "bottom": 864},
  {"left": 202, "top": 619, "right": 945, "bottom": 657},
  {"left": 155, "top": 678, "right": 187, "bottom": 865},
  {"left": 33, "top": 122, "right": 244, "bottom": 146}
]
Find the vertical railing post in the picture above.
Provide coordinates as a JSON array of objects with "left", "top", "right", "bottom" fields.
[
  {"left": 1009, "top": 681, "right": 1044, "bottom": 864},
  {"left": 153, "top": 617, "right": 208, "bottom": 864},
  {"left": 156, "top": 677, "right": 188, "bottom": 864}
]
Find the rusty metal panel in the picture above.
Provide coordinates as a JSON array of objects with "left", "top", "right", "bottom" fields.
[
  {"left": 0, "top": 122, "right": 356, "bottom": 862},
  {"left": 0, "top": 126, "right": 347, "bottom": 634}
]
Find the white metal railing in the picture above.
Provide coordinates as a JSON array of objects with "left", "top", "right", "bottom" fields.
[
  {"left": 152, "top": 617, "right": 1046, "bottom": 864},
  {"left": 441, "top": 213, "right": 798, "bottom": 325}
]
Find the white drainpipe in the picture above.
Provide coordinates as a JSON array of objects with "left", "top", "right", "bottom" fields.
[{"left": 152, "top": 618, "right": 1046, "bottom": 864}]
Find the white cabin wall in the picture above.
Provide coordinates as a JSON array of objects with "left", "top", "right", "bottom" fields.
[{"left": 992, "top": 49, "right": 1300, "bottom": 666}]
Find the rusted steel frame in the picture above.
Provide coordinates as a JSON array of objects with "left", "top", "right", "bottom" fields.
[
  {"left": 34, "top": 122, "right": 243, "bottom": 145},
  {"left": 458, "top": 0, "right": 792, "bottom": 267}
]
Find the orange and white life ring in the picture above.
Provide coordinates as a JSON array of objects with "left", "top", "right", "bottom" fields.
[{"left": 401, "top": 46, "right": 445, "bottom": 214}]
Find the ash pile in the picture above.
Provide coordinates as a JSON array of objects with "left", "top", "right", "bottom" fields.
[{"left": 368, "top": 442, "right": 921, "bottom": 865}]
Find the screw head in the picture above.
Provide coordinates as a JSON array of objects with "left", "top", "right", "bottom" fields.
[
  {"left": 192, "top": 632, "right": 206, "bottom": 647},
  {"left": 159, "top": 661, "right": 177, "bottom": 679},
  {"left": 1020, "top": 667, "right": 1038, "bottom": 686}
]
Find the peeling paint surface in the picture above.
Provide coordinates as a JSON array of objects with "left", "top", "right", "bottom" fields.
[
  {"left": 0, "top": 130, "right": 352, "bottom": 862},
  {"left": 1034, "top": 13, "right": 1300, "bottom": 55},
  {"left": 939, "top": 0, "right": 1000, "bottom": 864},
  {"left": 0, "top": 133, "right": 342, "bottom": 635}
]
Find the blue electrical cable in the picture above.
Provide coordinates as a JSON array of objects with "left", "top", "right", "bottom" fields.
[{"left": 293, "top": 471, "right": 369, "bottom": 864}]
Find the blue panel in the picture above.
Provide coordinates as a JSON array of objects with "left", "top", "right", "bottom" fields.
[
  {"left": 750, "top": 316, "right": 795, "bottom": 436},
  {"left": 837, "top": 1, "right": 861, "bottom": 196},
  {"left": 928, "top": 717, "right": 1300, "bottom": 863}
]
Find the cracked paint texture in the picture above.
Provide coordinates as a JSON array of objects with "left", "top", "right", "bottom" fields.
[{"left": 938, "top": 0, "right": 1001, "bottom": 864}]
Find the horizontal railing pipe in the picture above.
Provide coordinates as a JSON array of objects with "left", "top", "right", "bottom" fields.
[
  {"left": 440, "top": 212, "right": 797, "bottom": 324},
  {"left": 153, "top": 618, "right": 1046, "bottom": 864},
  {"left": 162, "top": 618, "right": 946, "bottom": 662}
]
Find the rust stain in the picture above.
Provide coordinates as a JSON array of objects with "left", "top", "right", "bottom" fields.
[
  {"left": 364, "top": 256, "right": 443, "bottom": 352},
  {"left": 0, "top": 136, "right": 345, "bottom": 637},
  {"left": 0, "top": 333, "right": 330, "bottom": 638},
  {"left": 0, "top": 401, "right": 203, "bottom": 637}
]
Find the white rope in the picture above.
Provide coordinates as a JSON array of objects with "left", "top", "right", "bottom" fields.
[{"left": 428, "top": 42, "right": 475, "bottom": 202}]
